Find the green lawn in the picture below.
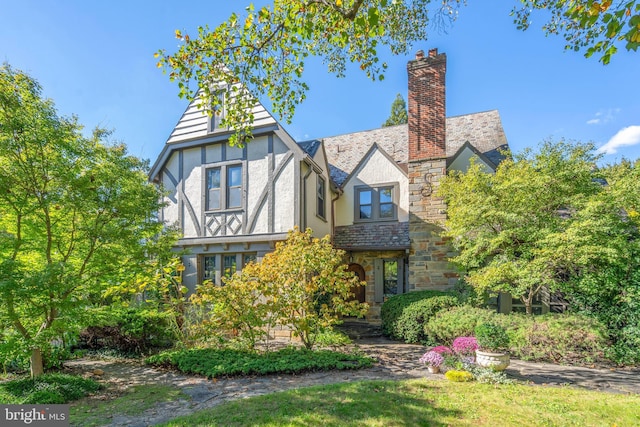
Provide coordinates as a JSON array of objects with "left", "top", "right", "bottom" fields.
[
  {"left": 70, "top": 383, "right": 187, "bottom": 427},
  {"left": 158, "top": 379, "right": 640, "bottom": 427}
]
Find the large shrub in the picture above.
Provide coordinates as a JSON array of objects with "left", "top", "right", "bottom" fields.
[
  {"left": 396, "top": 296, "right": 459, "bottom": 344},
  {"left": 510, "top": 313, "right": 609, "bottom": 364},
  {"left": 425, "top": 305, "right": 610, "bottom": 365},
  {"left": 381, "top": 290, "right": 458, "bottom": 342},
  {"left": 192, "top": 228, "right": 368, "bottom": 350},
  {"left": 424, "top": 306, "right": 497, "bottom": 345}
]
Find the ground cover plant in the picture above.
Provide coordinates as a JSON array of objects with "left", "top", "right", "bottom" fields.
[
  {"left": 157, "top": 379, "right": 640, "bottom": 427},
  {"left": 146, "top": 347, "right": 374, "bottom": 378},
  {"left": 0, "top": 373, "right": 101, "bottom": 404}
]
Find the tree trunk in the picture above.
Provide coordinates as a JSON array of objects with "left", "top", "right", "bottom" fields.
[
  {"left": 30, "top": 347, "right": 44, "bottom": 378},
  {"left": 523, "top": 294, "right": 533, "bottom": 315}
]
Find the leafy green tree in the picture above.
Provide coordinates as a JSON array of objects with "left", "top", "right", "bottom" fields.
[
  {"left": 0, "top": 64, "right": 166, "bottom": 376},
  {"left": 157, "top": 1, "right": 638, "bottom": 143},
  {"left": 382, "top": 93, "right": 408, "bottom": 127},
  {"left": 514, "top": 0, "right": 640, "bottom": 64},
  {"left": 260, "top": 228, "right": 368, "bottom": 349},
  {"left": 562, "top": 159, "right": 640, "bottom": 363},
  {"left": 439, "top": 141, "right": 604, "bottom": 314}
]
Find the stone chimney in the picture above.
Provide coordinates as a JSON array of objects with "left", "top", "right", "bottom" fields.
[
  {"left": 407, "top": 48, "right": 447, "bottom": 161},
  {"left": 406, "top": 48, "right": 457, "bottom": 291}
]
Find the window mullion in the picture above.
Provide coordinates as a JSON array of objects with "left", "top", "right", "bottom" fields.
[{"left": 373, "top": 188, "right": 380, "bottom": 220}]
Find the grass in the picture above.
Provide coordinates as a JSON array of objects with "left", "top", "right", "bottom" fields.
[
  {"left": 0, "top": 373, "right": 102, "bottom": 404},
  {"left": 70, "top": 383, "right": 188, "bottom": 427},
  {"left": 158, "top": 379, "right": 640, "bottom": 427},
  {"left": 146, "top": 346, "right": 374, "bottom": 378}
]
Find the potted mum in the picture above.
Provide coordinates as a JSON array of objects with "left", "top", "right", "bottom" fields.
[
  {"left": 452, "top": 336, "right": 478, "bottom": 364},
  {"left": 474, "top": 322, "right": 510, "bottom": 371},
  {"left": 419, "top": 350, "right": 445, "bottom": 374}
]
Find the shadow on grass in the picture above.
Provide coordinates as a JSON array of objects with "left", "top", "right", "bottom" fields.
[{"left": 162, "top": 380, "right": 461, "bottom": 426}]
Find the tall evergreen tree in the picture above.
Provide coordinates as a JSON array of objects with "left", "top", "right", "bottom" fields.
[{"left": 382, "top": 94, "right": 408, "bottom": 127}]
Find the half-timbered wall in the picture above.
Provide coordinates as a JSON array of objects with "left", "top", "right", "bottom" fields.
[{"left": 160, "top": 134, "right": 298, "bottom": 239}]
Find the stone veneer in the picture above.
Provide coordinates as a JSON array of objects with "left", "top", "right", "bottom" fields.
[
  {"left": 408, "top": 159, "right": 458, "bottom": 289},
  {"left": 407, "top": 48, "right": 459, "bottom": 290}
]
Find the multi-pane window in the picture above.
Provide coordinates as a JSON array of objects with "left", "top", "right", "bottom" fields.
[
  {"left": 355, "top": 185, "right": 397, "bottom": 221},
  {"left": 227, "top": 165, "right": 242, "bottom": 209},
  {"left": 374, "top": 257, "right": 405, "bottom": 303},
  {"left": 203, "top": 255, "right": 216, "bottom": 283},
  {"left": 206, "top": 168, "right": 221, "bottom": 210},
  {"left": 243, "top": 253, "right": 257, "bottom": 267},
  {"left": 201, "top": 254, "right": 257, "bottom": 285},
  {"left": 317, "top": 175, "right": 326, "bottom": 219},
  {"left": 383, "top": 260, "right": 399, "bottom": 296},
  {"left": 223, "top": 255, "right": 237, "bottom": 279},
  {"left": 359, "top": 190, "right": 373, "bottom": 219},
  {"left": 206, "top": 164, "right": 242, "bottom": 211}
]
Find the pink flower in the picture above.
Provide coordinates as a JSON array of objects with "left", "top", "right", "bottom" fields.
[
  {"left": 452, "top": 336, "right": 478, "bottom": 355},
  {"left": 419, "top": 350, "right": 444, "bottom": 368},
  {"left": 431, "top": 346, "right": 453, "bottom": 355}
]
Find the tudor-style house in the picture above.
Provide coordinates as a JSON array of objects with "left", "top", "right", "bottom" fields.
[{"left": 150, "top": 48, "right": 509, "bottom": 322}]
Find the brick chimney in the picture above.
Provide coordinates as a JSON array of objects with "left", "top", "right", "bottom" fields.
[
  {"left": 407, "top": 48, "right": 447, "bottom": 161},
  {"left": 406, "top": 48, "right": 457, "bottom": 292}
]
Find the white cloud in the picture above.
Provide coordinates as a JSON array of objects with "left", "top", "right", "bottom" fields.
[
  {"left": 597, "top": 125, "right": 640, "bottom": 154},
  {"left": 587, "top": 108, "right": 621, "bottom": 125}
]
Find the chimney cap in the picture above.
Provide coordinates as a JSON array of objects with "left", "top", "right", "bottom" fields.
[
  {"left": 428, "top": 48, "right": 438, "bottom": 57},
  {"left": 415, "top": 50, "right": 425, "bottom": 60}
]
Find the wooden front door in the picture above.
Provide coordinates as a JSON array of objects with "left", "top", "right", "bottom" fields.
[{"left": 347, "top": 263, "right": 366, "bottom": 304}]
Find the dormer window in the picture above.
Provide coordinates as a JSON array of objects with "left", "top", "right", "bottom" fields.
[{"left": 355, "top": 184, "right": 398, "bottom": 221}]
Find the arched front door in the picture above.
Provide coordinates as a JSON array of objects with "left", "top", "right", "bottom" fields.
[{"left": 347, "top": 263, "right": 366, "bottom": 304}]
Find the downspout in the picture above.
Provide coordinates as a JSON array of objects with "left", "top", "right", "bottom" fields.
[{"left": 330, "top": 186, "right": 342, "bottom": 245}]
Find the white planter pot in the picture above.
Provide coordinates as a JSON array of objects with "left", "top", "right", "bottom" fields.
[
  {"left": 427, "top": 365, "right": 440, "bottom": 374},
  {"left": 475, "top": 350, "right": 510, "bottom": 371}
]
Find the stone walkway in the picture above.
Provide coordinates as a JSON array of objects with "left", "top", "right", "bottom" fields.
[{"left": 65, "top": 338, "right": 640, "bottom": 427}]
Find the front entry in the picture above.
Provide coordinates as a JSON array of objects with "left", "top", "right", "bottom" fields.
[{"left": 347, "top": 263, "right": 366, "bottom": 304}]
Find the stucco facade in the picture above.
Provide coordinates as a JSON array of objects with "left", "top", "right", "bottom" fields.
[{"left": 151, "top": 48, "right": 509, "bottom": 321}]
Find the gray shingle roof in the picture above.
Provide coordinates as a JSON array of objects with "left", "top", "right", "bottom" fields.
[
  {"left": 323, "top": 110, "right": 508, "bottom": 187},
  {"left": 333, "top": 222, "right": 410, "bottom": 250},
  {"left": 296, "top": 139, "right": 322, "bottom": 157}
]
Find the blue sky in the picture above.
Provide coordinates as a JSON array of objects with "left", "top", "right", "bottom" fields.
[{"left": 1, "top": 1, "right": 639, "bottom": 164}]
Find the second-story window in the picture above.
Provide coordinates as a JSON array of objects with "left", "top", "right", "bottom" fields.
[
  {"left": 227, "top": 165, "right": 242, "bottom": 208},
  {"left": 317, "top": 175, "right": 326, "bottom": 219},
  {"left": 355, "top": 184, "right": 397, "bottom": 221},
  {"left": 206, "top": 164, "right": 242, "bottom": 211}
]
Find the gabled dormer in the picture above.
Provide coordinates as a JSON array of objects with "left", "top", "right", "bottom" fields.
[{"left": 150, "top": 90, "right": 332, "bottom": 292}]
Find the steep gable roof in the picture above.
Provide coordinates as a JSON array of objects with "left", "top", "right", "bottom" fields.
[
  {"left": 340, "top": 142, "right": 408, "bottom": 188},
  {"left": 323, "top": 109, "right": 508, "bottom": 187}
]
